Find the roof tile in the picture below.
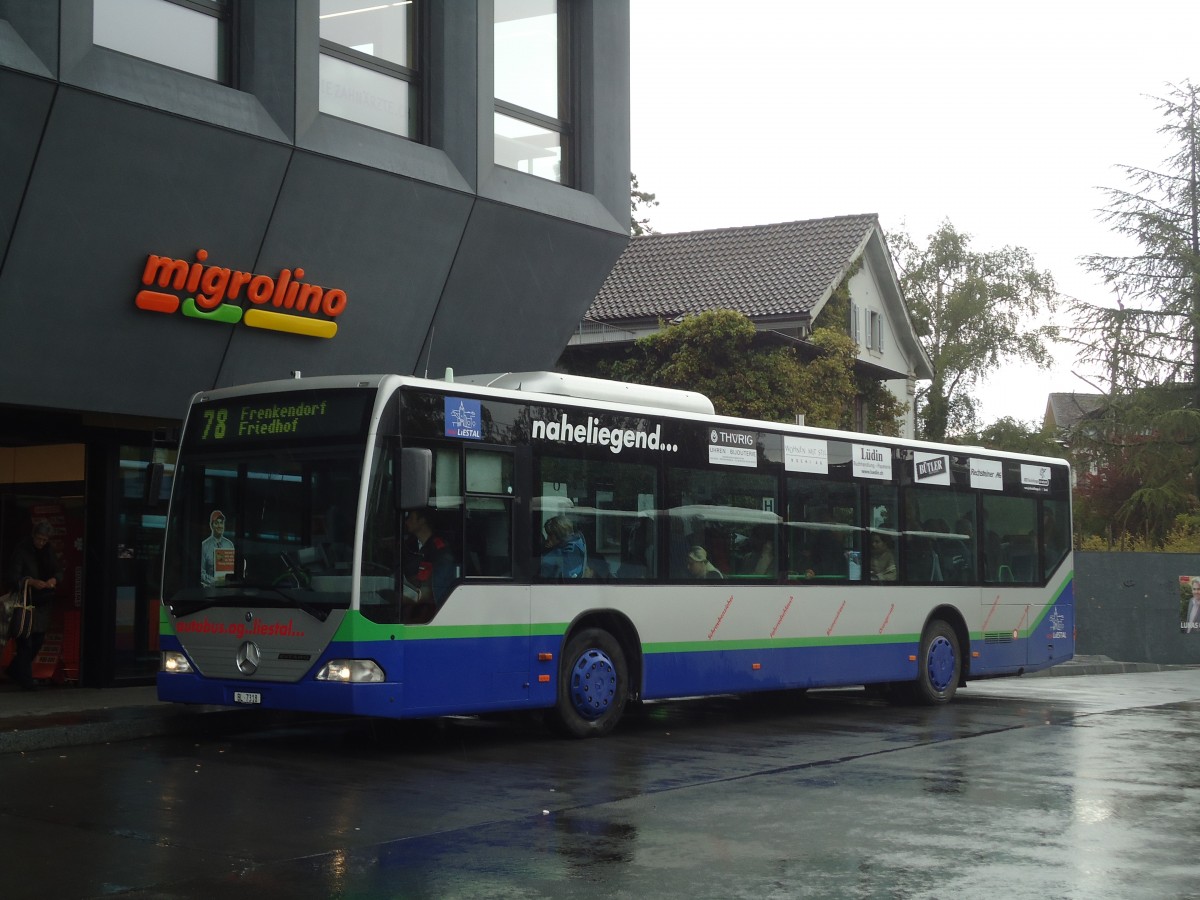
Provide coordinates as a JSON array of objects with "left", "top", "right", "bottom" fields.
[{"left": 589, "top": 215, "right": 879, "bottom": 322}]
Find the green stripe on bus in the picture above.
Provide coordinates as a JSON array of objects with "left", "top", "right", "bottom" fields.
[
  {"left": 332, "top": 614, "right": 568, "bottom": 642},
  {"left": 159, "top": 603, "right": 175, "bottom": 637},
  {"left": 968, "top": 571, "right": 1074, "bottom": 641},
  {"left": 1027, "top": 572, "right": 1073, "bottom": 634},
  {"left": 402, "top": 623, "right": 567, "bottom": 641},
  {"left": 643, "top": 632, "right": 920, "bottom": 654}
]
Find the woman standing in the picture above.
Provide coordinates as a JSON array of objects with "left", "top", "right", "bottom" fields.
[{"left": 7, "top": 521, "right": 63, "bottom": 691}]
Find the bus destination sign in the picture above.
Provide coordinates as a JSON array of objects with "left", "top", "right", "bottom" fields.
[{"left": 188, "top": 389, "right": 373, "bottom": 446}]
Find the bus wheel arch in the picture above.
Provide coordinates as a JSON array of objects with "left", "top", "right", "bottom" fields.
[{"left": 551, "top": 612, "right": 641, "bottom": 738}]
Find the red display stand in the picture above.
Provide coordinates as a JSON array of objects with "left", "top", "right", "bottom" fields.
[{"left": 32, "top": 631, "right": 62, "bottom": 682}]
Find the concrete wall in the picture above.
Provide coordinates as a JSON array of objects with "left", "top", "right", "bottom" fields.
[{"left": 1075, "top": 551, "right": 1200, "bottom": 664}]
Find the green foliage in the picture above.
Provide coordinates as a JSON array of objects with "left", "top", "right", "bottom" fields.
[
  {"left": 1078, "top": 510, "right": 1200, "bottom": 553},
  {"left": 891, "top": 221, "right": 1058, "bottom": 441},
  {"left": 1073, "top": 393, "right": 1200, "bottom": 544},
  {"left": 955, "top": 417, "right": 1064, "bottom": 457},
  {"left": 813, "top": 257, "right": 860, "bottom": 336},
  {"left": 603, "top": 309, "right": 906, "bottom": 433},
  {"left": 607, "top": 309, "right": 799, "bottom": 421}
]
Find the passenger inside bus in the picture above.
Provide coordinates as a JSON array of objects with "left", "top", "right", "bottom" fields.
[
  {"left": 540, "top": 515, "right": 588, "bottom": 579},
  {"left": 799, "top": 512, "right": 845, "bottom": 577},
  {"left": 618, "top": 514, "right": 655, "bottom": 579},
  {"left": 737, "top": 526, "right": 776, "bottom": 577},
  {"left": 686, "top": 545, "right": 723, "bottom": 579},
  {"left": 869, "top": 533, "right": 897, "bottom": 581}
]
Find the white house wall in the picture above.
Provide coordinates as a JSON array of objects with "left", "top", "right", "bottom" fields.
[{"left": 849, "top": 262, "right": 919, "bottom": 438}]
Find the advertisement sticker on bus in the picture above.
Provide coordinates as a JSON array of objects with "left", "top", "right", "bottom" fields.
[
  {"left": 852, "top": 444, "right": 891, "bottom": 480},
  {"left": 970, "top": 457, "right": 1003, "bottom": 490},
  {"left": 914, "top": 452, "right": 950, "bottom": 485},
  {"left": 1021, "top": 463, "right": 1051, "bottom": 492},
  {"left": 784, "top": 436, "right": 828, "bottom": 474},
  {"left": 445, "top": 397, "right": 483, "bottom": 439},
  {"left": 708, "top": 429, "right": 758, "bottom": 467}
]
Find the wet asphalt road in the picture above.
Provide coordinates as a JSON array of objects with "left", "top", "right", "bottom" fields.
[{"left": 3, "top": 671, "right": 1200, "bottom": 899}]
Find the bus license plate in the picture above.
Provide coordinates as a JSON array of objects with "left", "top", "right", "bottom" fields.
[{"left": 233, "top": 691, "right": 261, "bottom": 705}]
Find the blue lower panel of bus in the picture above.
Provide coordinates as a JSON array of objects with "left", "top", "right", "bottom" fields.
[
  {"left": 641, "top": 641, "right": 921, "bottom": 699},
  {"left": 159, "top": 638, "right": 923, "bottom": 718},
  {"left": 160, "top": 623, "right": 1070, "bottom": 719},
  {"left": 158, "top": 635, "right": 548, "bottom": 719}
]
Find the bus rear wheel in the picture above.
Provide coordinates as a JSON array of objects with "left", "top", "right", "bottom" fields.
[
  {"left": 552, "top": 628, "right": 629, "bottom": 738},
  {"left": 910, "top": 619, "right": 960, "bottom": 705}
]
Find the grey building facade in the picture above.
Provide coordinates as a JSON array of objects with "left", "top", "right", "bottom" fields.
[{"left": 0, "top": 1, "right": 630, "bottom": 684}]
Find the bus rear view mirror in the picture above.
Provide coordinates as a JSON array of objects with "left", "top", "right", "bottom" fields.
[{"left": 398, "top": 447, "right": 432, "bottom": 510}]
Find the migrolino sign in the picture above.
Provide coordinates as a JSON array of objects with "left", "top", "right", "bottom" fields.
[{"left": 135, "top": 249, "right": 347, "bottom": 339}]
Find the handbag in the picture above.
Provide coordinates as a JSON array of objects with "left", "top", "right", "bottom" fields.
[{"left": 2, "top": 582, "right": 35, "bottom": 642}]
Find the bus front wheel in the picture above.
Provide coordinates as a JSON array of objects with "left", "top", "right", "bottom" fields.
[
  {"left": 552, "top": 628, "right": 629, "bottom": 738},
  {"left": 911, "top": 619, "right": 960, "bottom": 705}
]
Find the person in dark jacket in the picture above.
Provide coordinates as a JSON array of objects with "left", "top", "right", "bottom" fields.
[
  {"left": 402, "top": 508, "right": 456, "bottom": 608},
  {"left": 7, "top": 521, "right": 63, "bottom": 690}
]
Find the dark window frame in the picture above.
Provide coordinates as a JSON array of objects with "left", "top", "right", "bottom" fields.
[
  {"left": 493, "top": 0, "right": 575, "bottom": 185},
  {"left": 95, "top": 0, "right": 235, "bottom": 85},
  {"left": 317, "top": 0, "right": 425, "bottom": 142}
]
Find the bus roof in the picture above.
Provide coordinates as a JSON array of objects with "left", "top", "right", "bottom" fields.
[{"left": 455, "top": 371, "right": 715, "bottom": 415}]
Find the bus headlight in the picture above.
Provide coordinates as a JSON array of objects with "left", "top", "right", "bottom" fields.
[
  {"left": 316, "top": 659, "right": 386, "bottom": 683},
  {"left": 161, "top": 651, "right": 193, "bottom": 674}
]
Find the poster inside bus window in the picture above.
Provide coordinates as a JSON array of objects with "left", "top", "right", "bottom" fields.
[{"left": 186, "top": 389, "right": 374, "bottom": 447}]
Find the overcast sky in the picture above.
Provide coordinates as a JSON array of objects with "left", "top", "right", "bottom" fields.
[{"left": 629, "top": 0, "right": 1200, "bottom": 426}]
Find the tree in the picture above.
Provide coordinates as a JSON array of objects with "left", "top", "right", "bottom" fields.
[
  {"left": 630, "top": 172, "right": 659, "bottom": 237},
  {"left": 891, "top": 222, "right": 1058, "bottom": 442},
  {"left": 1067, "top": 81, "right": 1200, "bottom": 544},
  {"left": 1072, "top": 81, "right": 1200, "bottom": 400},
  {"left": 604, "top": 309, "right": 906, "bottom": 434},
  {"left": 955, "top": 417, "right": 1063, "bottom": 457}
]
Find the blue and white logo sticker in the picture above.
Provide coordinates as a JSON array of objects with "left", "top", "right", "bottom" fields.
[{"left": 445, "top": 397, "right": 483, "bottom": 440}]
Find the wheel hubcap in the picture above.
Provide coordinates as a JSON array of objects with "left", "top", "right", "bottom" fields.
[
  {"left": 569, "top": 648, "right": 617, "bottom": 719},
  {"left": 927, "top": 636, "right": 956, "bottom": 692}
]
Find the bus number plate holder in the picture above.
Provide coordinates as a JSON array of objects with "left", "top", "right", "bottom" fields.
[{"left": 234, "top": 691, "right": 261, "bottom": 705}]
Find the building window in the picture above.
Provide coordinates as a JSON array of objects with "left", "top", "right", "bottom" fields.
[
  {"left": 93, "top": 0, "right": 230, "bottom": 83},
  {"left": 494, "top": 0, "right": 570, "bottom": 183},
  {"left": 319, "top": 0, "right": 420, "bottom": 138},
  {"left": 868, "top": 310, "right": 884, "bottom": 351}
]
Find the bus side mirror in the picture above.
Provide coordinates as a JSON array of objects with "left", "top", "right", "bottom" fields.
[{"left": 397, "top": 447, "right": 432, "bottom": 510}]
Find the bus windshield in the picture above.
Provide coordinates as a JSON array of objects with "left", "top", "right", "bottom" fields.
[{"left": 162, "top": 442, "right": 366, "bottom": 618}]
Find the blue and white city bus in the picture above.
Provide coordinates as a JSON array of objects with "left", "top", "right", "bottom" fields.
[{"left": 157, "top": 372, "right": 1074, "bottom": 737}]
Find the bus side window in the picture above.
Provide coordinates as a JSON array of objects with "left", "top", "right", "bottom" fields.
[
  {"left": 785, "top": 477, "right": 860, "bottom": 582},
  {"left": 535, "top": 454, "right": 656, "bottom": 582},
  {"left": 1042, "top": 498, "right": 1069, "bottom": 578},
  {"left": 982, "top": 495, "right": 1037, "bottom": 584},
  {"left": 667, "top": 466, "right": 778, "bottom": 582},
  {"left": 465, "top": 449, "right": 513, "bottom": 578}
]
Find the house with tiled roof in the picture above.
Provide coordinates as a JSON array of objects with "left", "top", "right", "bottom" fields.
[
  {"left": 1043, "top": 392, "right": 1105, "bottom": 438},
  {"left": 560, "top": 215, "right": 934, "bottom": 438}
]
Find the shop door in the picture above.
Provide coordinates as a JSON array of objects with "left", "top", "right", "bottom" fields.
[{"left": 113, "top": 444, "right": 175, "bottom": 681}]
